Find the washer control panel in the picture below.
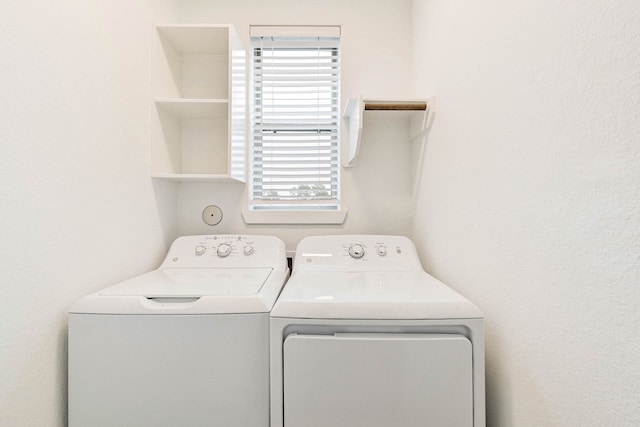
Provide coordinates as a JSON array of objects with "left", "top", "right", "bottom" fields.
[
  {"left": 193, "top": 243, "right": 255, "bottom": 258},
  {"left": 295, "top": 235, "right": 422, "bottom": 272},
  {"left": 160, "top": 235, "right": 285, "bottom": 268}
]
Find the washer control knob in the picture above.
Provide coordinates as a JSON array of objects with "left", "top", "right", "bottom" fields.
[
  {"left": 217, "top": 243, "right": 232, "bottom": 258},
  {"left": 348, "top": 244, "right": 365, "bottom": 259},
  {"left": 195, "top": 245, "right": 207, "bottom": 256},
  {"left": 377, "top": 245, "right": 387, "bottom": 256},
  {"left": 243, "top": 245, "right": 255, "bottom": 256}
]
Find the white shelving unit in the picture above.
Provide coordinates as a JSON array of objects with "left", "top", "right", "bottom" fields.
[
  {"left": 151, "top": 24, "right": 246, "bottom": 182},
  {"left": 342, "top": 96, "right": 436, "bottom": 203},
  {"left": 342, "top": 96, "right": 434, "bottom": 167}
]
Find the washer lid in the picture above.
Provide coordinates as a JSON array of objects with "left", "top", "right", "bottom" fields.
[
  {"left": 100, "top": 267, "right": 273, "bottom": 297},
  {"left": 270, "top": 271, "right": 483, "bottom": 320}
]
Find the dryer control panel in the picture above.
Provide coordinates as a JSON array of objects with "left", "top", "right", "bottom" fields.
[
  {"left": 160, "top": 235, "right": 287, "bottom": 269},
  {"left": 294, "top": 235, "right": 423, "bottom": 272}
]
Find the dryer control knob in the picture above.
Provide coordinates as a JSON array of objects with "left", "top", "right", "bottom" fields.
[
  {"left": 348, "top": 244, "right": 365, "bottom": 259},
  {"left": 217, "top": 243, "right": 232, "bottom": 257},
  {"left": 195, "top": 245, "right": 207, "bottom": 256},
  {"left": 377, "top": 246, "right": 387, "bottom": 256},
  {"left": 244, "top": 245, "right": 255, "bottom": 256}
]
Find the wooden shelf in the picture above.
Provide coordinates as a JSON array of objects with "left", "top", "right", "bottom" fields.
[{"left": 364, "top": 101, "right": 427, "bottom": 111}]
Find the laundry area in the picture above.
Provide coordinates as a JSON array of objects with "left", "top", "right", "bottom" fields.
[{"left": 1, "top": 1, "right": 639, "bottom": 427}]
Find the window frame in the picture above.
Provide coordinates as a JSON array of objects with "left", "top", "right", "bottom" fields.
[{"left": 245, "top": 26, "right": 343, "bottom": 223}]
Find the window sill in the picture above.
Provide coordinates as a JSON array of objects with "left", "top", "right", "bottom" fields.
[{"left": 241, "top": 209, "right": 347, "bottom": 225}]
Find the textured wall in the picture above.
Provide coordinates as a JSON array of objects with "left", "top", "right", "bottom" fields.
[
  {"left": 410, "top": 1, "right": 640, "bottom": 425},
  {"left": 0, "top": 1, "right": 178, "bottom": 425}
]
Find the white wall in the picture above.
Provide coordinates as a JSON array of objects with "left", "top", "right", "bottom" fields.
[
  {"left": 411, "top": 1, "right": 640, "bottom": 426},
  {"left": 6, "top": 1, "right": 637, "bottom": 425},
  {"left": 173, "top": 0, "right": 415, "bottom": 250},
  {"left": 0, "top": 1, "right": 178, "bottom": 425}
]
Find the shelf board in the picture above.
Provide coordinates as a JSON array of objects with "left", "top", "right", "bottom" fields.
[
  {"left": 364, "top": 101, "right": 427, "bottom": 111},
  {"left": 155, "top": 98, "right": 228, "bottom": 118},
  {"left": 152, "top": 173, "right": 245, "bottom": 183}
]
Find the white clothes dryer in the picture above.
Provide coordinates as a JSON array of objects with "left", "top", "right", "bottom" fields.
[
  {"left": 69, "top": 235, "right": 288, "bottom": 427},
  {"left": 270, "top": 235, "right": 485, "bottom": 427}
]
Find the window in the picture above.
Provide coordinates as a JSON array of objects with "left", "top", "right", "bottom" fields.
[{"left": 249, "top": 26, "right": 340, "bottom": 212}]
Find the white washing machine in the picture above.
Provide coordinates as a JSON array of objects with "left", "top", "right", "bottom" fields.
[
  {"left": 270, "top": 235, "right": 485, "bottom": 427},
  {"left": 68, "top": 234, "right": 288, "bottom": 427}
]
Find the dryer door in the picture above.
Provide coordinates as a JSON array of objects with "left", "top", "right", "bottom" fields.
[{"left": 283, "top": 333, "right": 473, "bottom": 427}]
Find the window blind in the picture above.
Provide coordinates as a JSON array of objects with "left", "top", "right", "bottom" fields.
[{"left": 250, "top": 28, "right": 340, "bottom": 209}]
